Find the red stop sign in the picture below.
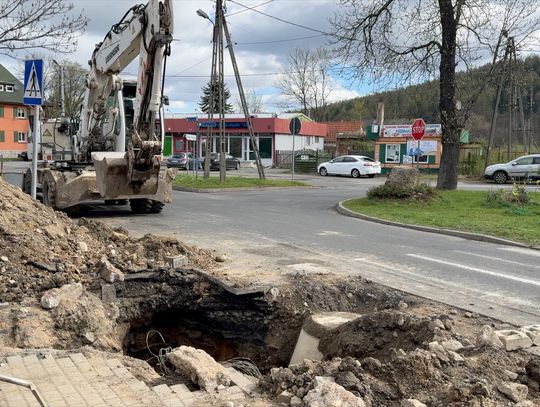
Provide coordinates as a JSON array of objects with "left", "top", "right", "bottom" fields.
[{"left": 411, "top": 118, "right": 426, "bottom": 141}]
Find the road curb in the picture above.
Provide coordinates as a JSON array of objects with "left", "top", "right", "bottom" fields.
[
  {"left": 336, "top": 200, "right": 535, "bottom": 250},
  {"left": 173, "top": 185, "right": 313, "bottom": 193}
]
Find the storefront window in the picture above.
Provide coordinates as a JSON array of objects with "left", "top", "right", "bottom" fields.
[{"left": 385, "top": 144, "right": 400, "bottom": 163}]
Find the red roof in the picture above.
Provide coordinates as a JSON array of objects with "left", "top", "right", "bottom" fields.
[
  {"left": 320, "top": 120, "right": 364, "bottom": 143},
  {"left": 165, "top": 117, "right": 328, "bottom": 138}
]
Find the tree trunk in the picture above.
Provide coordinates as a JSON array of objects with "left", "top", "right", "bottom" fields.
[{"left": 436, "top": 0, "right": 460, "bottom": 190}]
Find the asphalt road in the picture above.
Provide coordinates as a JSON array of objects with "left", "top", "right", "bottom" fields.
[
  {"left": 3, "top": 162, "right": 539, "bottom": 326},
  {"left": 91, "top": 171, "right": 539, "bottom": 327}
]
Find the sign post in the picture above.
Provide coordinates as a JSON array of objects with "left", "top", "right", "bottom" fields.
[
  {"left": 289, "top": 117, "right": 301, "bottom": 181},
  {"left": 23, "top": 59, "right": 43, "bottom": 199},
  {"left": 411, "top": 118, "right": 426, "bottom": 169}
]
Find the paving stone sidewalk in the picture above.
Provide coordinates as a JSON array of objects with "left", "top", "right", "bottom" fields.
[{"left": 0, "top": 352, "right": 252, "bottom": 407}]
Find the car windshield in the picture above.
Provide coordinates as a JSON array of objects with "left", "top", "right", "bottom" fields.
[{"left": 171, "top": 153, "right": 186, "bottom": 159}]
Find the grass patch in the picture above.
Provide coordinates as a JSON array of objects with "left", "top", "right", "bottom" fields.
[
  {"left": 174, "top": 174, "right": 308, "bottom": 189},
  {"left": 343, "top": 189, "right": 540, "bottom": 246}
]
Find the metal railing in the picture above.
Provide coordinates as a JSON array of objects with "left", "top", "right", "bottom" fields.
[{"left": 0, "top": 374, "right": 48, "bottom": 407}]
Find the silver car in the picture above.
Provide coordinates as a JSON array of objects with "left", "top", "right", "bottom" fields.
[{"left": 484, "top": 154, "right": 540, "bottom": 184}]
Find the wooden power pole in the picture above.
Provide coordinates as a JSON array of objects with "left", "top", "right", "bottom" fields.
[{"left": 202, "top": 0, "right": 265, "bottom": 181}]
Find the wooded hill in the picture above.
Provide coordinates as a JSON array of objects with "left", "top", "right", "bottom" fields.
[{"left": 320, "top": 55, "right": 540, "bottom": 146}]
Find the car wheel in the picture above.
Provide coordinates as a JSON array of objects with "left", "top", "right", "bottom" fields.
[
  {"left": 493, "top": 171, "right": 508, "bottom": 184},
  {"left": 235, "top": 162, "right": 240, "bottom": 170},
  {"left": 319, "top": 167, "right": 328, "bottom": 176},
  {"left": 351, "top": 169, "right": 361, "bottom": 178}
]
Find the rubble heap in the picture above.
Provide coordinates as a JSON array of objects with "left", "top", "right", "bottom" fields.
[{"left": 0, "top": 177, "right": 218, "bottom": 303}]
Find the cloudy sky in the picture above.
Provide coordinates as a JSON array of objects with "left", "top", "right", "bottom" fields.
[{"left": 3, "top": 0, "right": 368, "bottom": 115}]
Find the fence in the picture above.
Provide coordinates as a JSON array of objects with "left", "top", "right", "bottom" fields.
[
  {"left": 275, "top": 150, "right": 335, "bottom": 172},
  {"left": 459, "top": 145, "right": 540, "bottom": 176}
]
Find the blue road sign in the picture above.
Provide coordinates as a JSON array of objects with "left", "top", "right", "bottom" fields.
[{"left": 23, "top": 59, "right": 43, "bottom": 105}]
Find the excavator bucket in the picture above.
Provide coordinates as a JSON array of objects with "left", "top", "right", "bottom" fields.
[{"left": 92, "top": 152, "right": 160, "bottom": 198}]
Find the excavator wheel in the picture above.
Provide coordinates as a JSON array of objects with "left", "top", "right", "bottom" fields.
[
  {"left": 130, "top": 199, "right": 164, "bottom": 214},
  {"left": 42, "top": 170, "right": 58, "bottom": 209},
  {"left": 150, "top": 201, "right": 164, "bottom": 213},
  {"left": 22, "top": 169, "right": 32, "bottom": 195}
]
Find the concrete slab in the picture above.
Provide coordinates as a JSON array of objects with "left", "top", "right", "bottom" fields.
[{"left": 495, "top": 329, "right": 533, "bottom": 351}]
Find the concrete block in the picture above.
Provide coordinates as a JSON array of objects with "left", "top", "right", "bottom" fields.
[
  {"left": 289, "top": 312, "right": 361, "bottom": 366},
  {"left": 495, "top": 329, "right": 533, "bottom": 351},
  {"left": 165, "top": 255, "right": 188, "bottom": 269},
  {"left": 98, "top": 256, "right": 125, "bottom": 283},
  {"left": 520, "top": 325, "right": 540, "bottom": 345}
]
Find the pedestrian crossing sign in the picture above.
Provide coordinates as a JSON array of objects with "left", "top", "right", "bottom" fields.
[{"left": 23, "top": 59, "right": 43, "bottom": 106}]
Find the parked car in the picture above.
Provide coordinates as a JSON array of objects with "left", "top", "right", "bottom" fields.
[
  {"left": 166, "top": 152, "right": 199, "bottom": 170},
  {"left": 484, "top": 154, "right": 540, "bottom": 184},
  {"left": 317, "top": 155, "right": 381, "bottom": 178},
  {"left": 202, "top": 153, "right": 241, "bottom": 170}
]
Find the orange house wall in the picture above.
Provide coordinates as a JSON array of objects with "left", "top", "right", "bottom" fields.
[{"left": 0, "top": 104, "right": 30, "bottom": 155}]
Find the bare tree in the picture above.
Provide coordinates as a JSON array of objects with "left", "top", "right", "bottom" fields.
[
  {"left": 235, "top": 88, "right": 264, "bottom": 114},
  {"left": 0, "top": 0, "right": 87, "bottom": 57},
  {"left": 331, "top": 0, "right": 540, "bottom": 189},
  {"left": 46, "top": 61, "right": 87, "bottom": 120},
  {"left": 275, "top": 47, "right": 333, "bottom": 121}
]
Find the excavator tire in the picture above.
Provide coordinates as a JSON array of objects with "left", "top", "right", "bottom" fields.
[
  {"left": 150, "top": 201, "right": 164, "bottom": 213},
  {"left": 42, "top": 170, "right": 58, "bottom": 209},
  {"left": 22, "top": 169, "right": 32, "bottom": 195},
  {"left": 129, "top": 199, "right": 164, "bottom": 214}
]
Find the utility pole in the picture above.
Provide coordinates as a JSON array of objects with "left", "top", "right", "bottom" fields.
[
  {"left": 485, "top": 36, "right": 529, "bottom": 165},
  {"left": 202, "top": 16, "right": 218, "bottom": 179},
  {"left": 217, "top": 0, "right": 226, "bottom": 183},
  {"left": 53, "top": 60, "right": 65, "bottom": 117},
  {"left": 198, "top": 1, "right": 265, "bottom": 181},
  {"left": 222, "top": 14, "right": 265, "bottom": 179},
  {"left": 60, "top": 65, "right": 65, "bottom": 117},
  {"left": 485, "top": 37, "right": 510, "bottom": 168}
]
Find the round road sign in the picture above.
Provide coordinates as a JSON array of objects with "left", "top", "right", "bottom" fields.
[
  {"left": 411, "top": 118, "right": 426, "bottom": 141},
  {"left": 289, "top": 117, "right": 301, "bottom": 135}
]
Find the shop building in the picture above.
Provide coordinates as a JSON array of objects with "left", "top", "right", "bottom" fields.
[
  {"left": 374, "top": 124, "right": 443, "bottom": 173},
  {"left": 164, "top": 113, "right": 327, "bottom": 167}
]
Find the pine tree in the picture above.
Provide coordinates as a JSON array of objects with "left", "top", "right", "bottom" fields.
[{"left": 198, "top": 79, "right": 234, "bottom": 114}]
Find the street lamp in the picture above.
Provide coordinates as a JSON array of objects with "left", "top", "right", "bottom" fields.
[
  {"left": 52, "top": 60, "right": 65, "bottom": 117},
  {"left": 196, "top": 9, "right": 212, "bottom": 23}
]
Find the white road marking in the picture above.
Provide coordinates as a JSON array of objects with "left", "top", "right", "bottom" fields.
[
  {"left": 454, "top": 250, "right": 540, "bottom": 270},
  {"left": 407, "top": 254, "right": 540, "bottom": 287},
  {"left": 500, "top": 247, "right": 540, "bottom": 258},
  {"left": 350, "top": 256, "right": 538, "bottom": 309},
  {"left": 317, "top": 231, "right": 342, "bottom": 236}
]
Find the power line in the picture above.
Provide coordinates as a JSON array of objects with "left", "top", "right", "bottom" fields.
[
  {"left": 226, "top": 0, "right": 274, "bottom": 17},
  {"left": 227, "top": 0, "right": 332, "bottom": 36},
  {"left": 236, "top": 34, "right": 325, "bottom": 45}
]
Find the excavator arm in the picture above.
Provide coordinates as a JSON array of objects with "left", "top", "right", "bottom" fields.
[{"left": 77, "top": 0, "right": 173, "bottom": 195}]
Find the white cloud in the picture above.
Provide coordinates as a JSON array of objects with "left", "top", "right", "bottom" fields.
[{"left": 0, "top": 0, "right": 365, "bottom": 116}]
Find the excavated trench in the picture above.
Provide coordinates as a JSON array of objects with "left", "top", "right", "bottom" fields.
[
  {"left": 114, "top": 270, "right": 422, "bottom": 373},
  {"left": 115, "top": 270, "right": 303, "bottom": 371}
]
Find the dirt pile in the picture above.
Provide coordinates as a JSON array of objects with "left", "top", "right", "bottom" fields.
[
  {"left": 0, "top": 177, "right": 219, "bottom": 303},
  {"left": 262, "top": 343, "right": 540, "bottom": 406}
]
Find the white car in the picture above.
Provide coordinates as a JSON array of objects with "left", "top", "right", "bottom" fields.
[
  {"left": 317, "top": 155, "right": 381, "bottom": 178},
  {"left": 484, "top": 154, "right": 540, "bottom": 184}
]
